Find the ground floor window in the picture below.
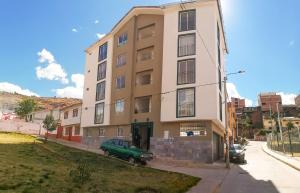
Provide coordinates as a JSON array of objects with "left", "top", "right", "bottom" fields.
[
  {"left": 180, "top": 123, "right": 207, "bottom": 137},
  {"left": 64, "top": 127, "right": 72, "bottom": 136},
  {"left": 98, "top": 128, "right": 105, "bottom": 137},
  {"left": 117, "top": 128, "right": 124, "bottom": 137},
  {"left": 74, "top": 126, "right": 80, "bottom": 135}
]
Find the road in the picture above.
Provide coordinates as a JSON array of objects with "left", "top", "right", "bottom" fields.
[{"left": 219, "top": 141, "right": 300, "bottom": 193}]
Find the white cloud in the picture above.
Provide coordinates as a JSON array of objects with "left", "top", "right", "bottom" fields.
[
  {"left": 0, "top": 82, "right": 39, "bottom": 96},
  {"left": 289, "top": 40, "right": 295, "bottom": 47},
  {"left": 94, "top": 20, "right": 99, "bottom": 24},
  {"left": 37, "top": 48, "right": 55, "bottom": 63},
  {"left": 53, "top": 74, "right": 84, "bottom": 98},
  {"left": 226, "top": 82, "right": 253, "bottom": 107},
  {"left": 277, "top": 92, "right": 297, "bottom": 105},
  {"left": 96, "top": 33, "right": 106, "bottom": 39},
  {"left": 72, "top": 28, "right": 78, "bottom": 32},
  {"left": 36, "top": 49, "right": 69, "bottom": 84}
]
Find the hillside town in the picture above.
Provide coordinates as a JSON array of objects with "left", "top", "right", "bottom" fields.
[{"left": 0, "top": 0, "right": 300, "bottom": 193}]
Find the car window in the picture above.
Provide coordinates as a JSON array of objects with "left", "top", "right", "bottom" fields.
[
  {"left": 233, "top": 144, "right": 242, "bottom": 150},
  {"left": 123, "top": 141, "right": 129, "bottom": 148},
  {"left": 118, "top": 140, "right": 123, "bottom": 146},
  {"left": 112, "top": 139, "right": 119, "bottom": 145}
]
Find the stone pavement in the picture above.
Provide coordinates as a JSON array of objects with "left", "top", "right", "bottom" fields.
[{"left": 262, "top": 143, "right": 300, "bottom": 171}]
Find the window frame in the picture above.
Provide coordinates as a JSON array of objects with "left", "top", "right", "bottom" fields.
[
  {"left": 177, "top": 33, "right": 196, "bottom": 57},
  {"left": 177, "top": 59, "right": 196, "bottom": 85},
  {"left": 136, "top": 70, "right": 153, "bottom": 86},
  {"left": 72, "top": 108, "right": 78, "bottom": 117},
  {"left": 98, "top": 128, "right": 105, "bottom": 137},
  {"left": 176, "top": 87, "right": 196, "bottom": 118},
  {"left": 96, "top": 81, "right": 106, "bottom": 101},
  {"left": 64, "top": 111, "right": 69, "bottom": 119},
  {"left": 178, "top": 9, "right": 196, "bottom": 32},
  {"left": 134, "top": 96, "right": 152, "bottom": 114},
  {"left": 118, "top": 33, "right": 128, "bottom": 46},
  {"left": 74, "top": 126, "right": 80, "bottom": 135},
  {"left": 98, "top": 42, "right": 108, "bottom": 62},
  {"left": 94, "top": 102, "right": 105, "bottom": 124},
  {"left": 116, "top": 76, "right": 125, "bottom": 89},
  {"left": 97, "top": 61, "right": 107, "bottom": 81},
  {"left": 115, "top": 99, "right": 125, "bottom": 113},
  {"left": 116, "top": 53, "right": 126, "bottom": 67},
  {"left": 117, "top": 128, "right": 124, "bottom": 137}
]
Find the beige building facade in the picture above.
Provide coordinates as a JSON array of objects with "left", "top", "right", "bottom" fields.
[{"left": 81, "top": 0, "right": 227, "bottom": 162}]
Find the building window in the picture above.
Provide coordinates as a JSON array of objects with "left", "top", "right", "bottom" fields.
[
  {"left": 65, "top": 127, "right": 71, "bottom": 136},
  {"left": 177, "top": 59, "right": 195, "bottom": 85},
  {"left": 64, "top": 111, "right": 68, "bottom": 119},
  {"left": 74, "top": 126, "right": 80, "bottom": 135},
  {"left": 117, "top": 128, "right": 124, "bottom": 137},
  {"left": 98, "top": 128, "right": 105, "bottom": 137},
  {"left": 98, "top": 43, "right": 108, "bottom": 62},
  {"left": 138, "top": 24, "right": 155, "bottom": 40},
  {"left": 116, "top": 54, "right": 126, "bottom": 67},
  {"left": 118, "top": 33, "right": 128, "bottom": 46},
  {"left": 219, "top": 94, "right": 223, "bottom": 121},
  {"left": 218, "top": 68, "right": 222, "bottom": 92},
  {"left": 115, "top": 99, "right": 125, "bottom": 113},
  {"left": 135, "top": 96, "right": 151, "bottom": 114},
  {"left": 116, "top": 76, "right": 125, "bottom": 89},
  {"left": 177, "top": 88, "right": 195, "bottom": 117},
  {"left": 96, "top": 81, "right": 106, "bottom": 101},
  {"left": 178, "top": 34, "right": 196, "bottom": 57},
  {"left": 179, "top": 10, "right": 196, "bottom": 32},
  {"left": 136, "top": 70, "right": 152, "bottom": 86},
  {"left": 95, "top": 103, "right": 104, "bottom": 124},
  {"left": 137, "top": 46, "right": 154, "bottom": 62},
  {"left": 73, "top": 108, "right": 78, "bottom": 117},
  {"left": 97, "top": 62, "right": 106, "bottom": 81},
  {"left": 180, "top": 123, "right": 207, "bottom": 137}
]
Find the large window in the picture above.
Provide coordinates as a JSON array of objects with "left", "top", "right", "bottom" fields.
[
  {"left": 134, "top": 96, "right": 151, "bottom": 114},
  {"left": 115, "top": 99, "right": 125, "bottom": 113},
  {"left": 96, "top": 81, "right": 105, "bottom": 101},
  {"left": 116, "top": 54, "right": 126, "bottom": 67},
  {"left": 179, "top": 10, "right": 196, "bottom": 32},
  {"left": 136, "top": 70, "right": 152, "bottom": 86},
  {"left": 137, "top": 46, "right": 154, "bottom": 62},
  {"left": 97, "top": 62, "right": 106, "bottom": 81},
  {"left": 95, "top": 103, "right": 104, "bottom": 124},
  {"left": 116, "top": 76, "right": 125, "bottom": 89},
  {"left": 72, "top": 108, "right": 78, "bottom": 117},
  {"left": 118, "top": 33, "right": 128, "bottom": 46},
  {"left": 138, "top": 24, "right": 155, "bottom": 40},
  {"left": 178, "top": 34, "right": 196, "bottom": 57},
  {"left": 98, "top": 43, "right": 108, "bottom": 62},
  {"left": 177, "top": 59, "right": 195, "bottom": 85},
  {"left": 177, "top": 88, "right": 195, "bottom": 117}
]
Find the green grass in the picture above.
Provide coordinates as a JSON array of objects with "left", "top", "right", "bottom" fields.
[{"left": 0, "top": 132, "right": 199, "bottom": 193}]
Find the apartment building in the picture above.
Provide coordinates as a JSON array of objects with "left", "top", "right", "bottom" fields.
[
  {"left": 258, "top": 92, "right": 282, "bottom": 115},
  {"left": 81, "top": 0, "right": 227, "bottom": 162},
  {"left": 57, "top": 103, "right": 82, "bottom": 142}
]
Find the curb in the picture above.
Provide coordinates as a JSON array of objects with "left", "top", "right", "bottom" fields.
[{"left": 262, "top": 144, "right": 300, "bottom": 171}]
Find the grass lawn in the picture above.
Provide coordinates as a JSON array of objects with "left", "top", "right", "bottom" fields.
[{"left": 0, "top": 132, "right": 199, "bottom": 193}]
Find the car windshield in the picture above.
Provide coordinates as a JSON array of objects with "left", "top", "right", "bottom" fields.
[{"left": 233, "top": 144, "right": 242, "bottom": 150}]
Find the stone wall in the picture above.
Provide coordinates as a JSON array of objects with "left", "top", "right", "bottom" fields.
[{"left": 150, "top": 137, "right": 213, "bottom": 163}]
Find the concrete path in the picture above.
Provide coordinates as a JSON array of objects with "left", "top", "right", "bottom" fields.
[
  {"left": 149, "top": 159, "right": 230, "bottom": 193},
  {"left": 219, "top": 141, "right": 300, "bottom": 193},
  {"left": 262, "top": 143, "right": 300, "bottom": 171}
]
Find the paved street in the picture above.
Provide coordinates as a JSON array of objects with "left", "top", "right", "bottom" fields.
[{"left": 219, "top": 141, "right": 300, "bottom": 193}]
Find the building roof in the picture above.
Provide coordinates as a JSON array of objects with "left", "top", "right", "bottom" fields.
[
  {"left": 60, "top": 102, "right": 82, "bottom": 111},
  {"left": 86, "top": 0, "right": 228, "bottom": 53}
]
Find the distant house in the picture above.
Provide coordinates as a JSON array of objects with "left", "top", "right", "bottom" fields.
[{"left": 57, "top": 103, "right": 82, "bottom": 143}]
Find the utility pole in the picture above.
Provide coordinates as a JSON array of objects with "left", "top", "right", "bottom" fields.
[
  {"left": 277, "top": 103, "right": 285, "bottom": 152},
  {"left": 224, "top": 76, "right": 230, "bottom": 169}
]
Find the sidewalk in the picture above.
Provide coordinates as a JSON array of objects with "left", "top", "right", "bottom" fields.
[{"left": 262, "top": 143, "right": 300, "bottom": 171}]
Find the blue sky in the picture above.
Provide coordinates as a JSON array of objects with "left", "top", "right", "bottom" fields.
[{"left": 0, "top": 0, "right": 299, "bottom": 106}]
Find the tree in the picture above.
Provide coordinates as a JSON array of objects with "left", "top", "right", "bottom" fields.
[
  {"left": 43, "top": 114, "right": 57, "bottom": 141},
  {"left": 287, "top": 121, "right": 294, "bottom": 156},
  {"left": 15, "top": 98, "right": 37, "bottom": 122},
  {"left": 240, "top": 114, "right": 252, "bottom": 138}
]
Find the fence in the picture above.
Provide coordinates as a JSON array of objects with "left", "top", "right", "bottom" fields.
[{"left": 267, "top": 127, "right": 300, "bottom": 156}]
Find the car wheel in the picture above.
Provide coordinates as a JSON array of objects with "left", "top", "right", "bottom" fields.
[{"left": 104, "top": 150, "right": 109, "bottom": 157}]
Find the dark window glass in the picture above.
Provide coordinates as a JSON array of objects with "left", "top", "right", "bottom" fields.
[
  {"left": 219, "top": 94, "right": 223, "bottom": 121},
  {"left": 116, "top": 76, "right": 125, "bottom": 89},
  {"left": 98, "top": 43, "right": 108, "bottom": 62},
  {"left": 96, "top": 81, "right": 105, "bottom": 101},
  {"left": 95, "top": 103, "right": 104, "bottom": 124},
  {"left": 178, "top": 59, "right": 195, "bottom": 85},
  {"left": 179, "top": 10, "right": 196, "bottom": 32},
  {"left": 177, "top": 88, "right": 195, "bottom": 117},
  {"left": 97, "top": 62, "right": 106, "bottom": 81},
  {"left": 118, "top": 33, "right": 128, "bottom": 46}
]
